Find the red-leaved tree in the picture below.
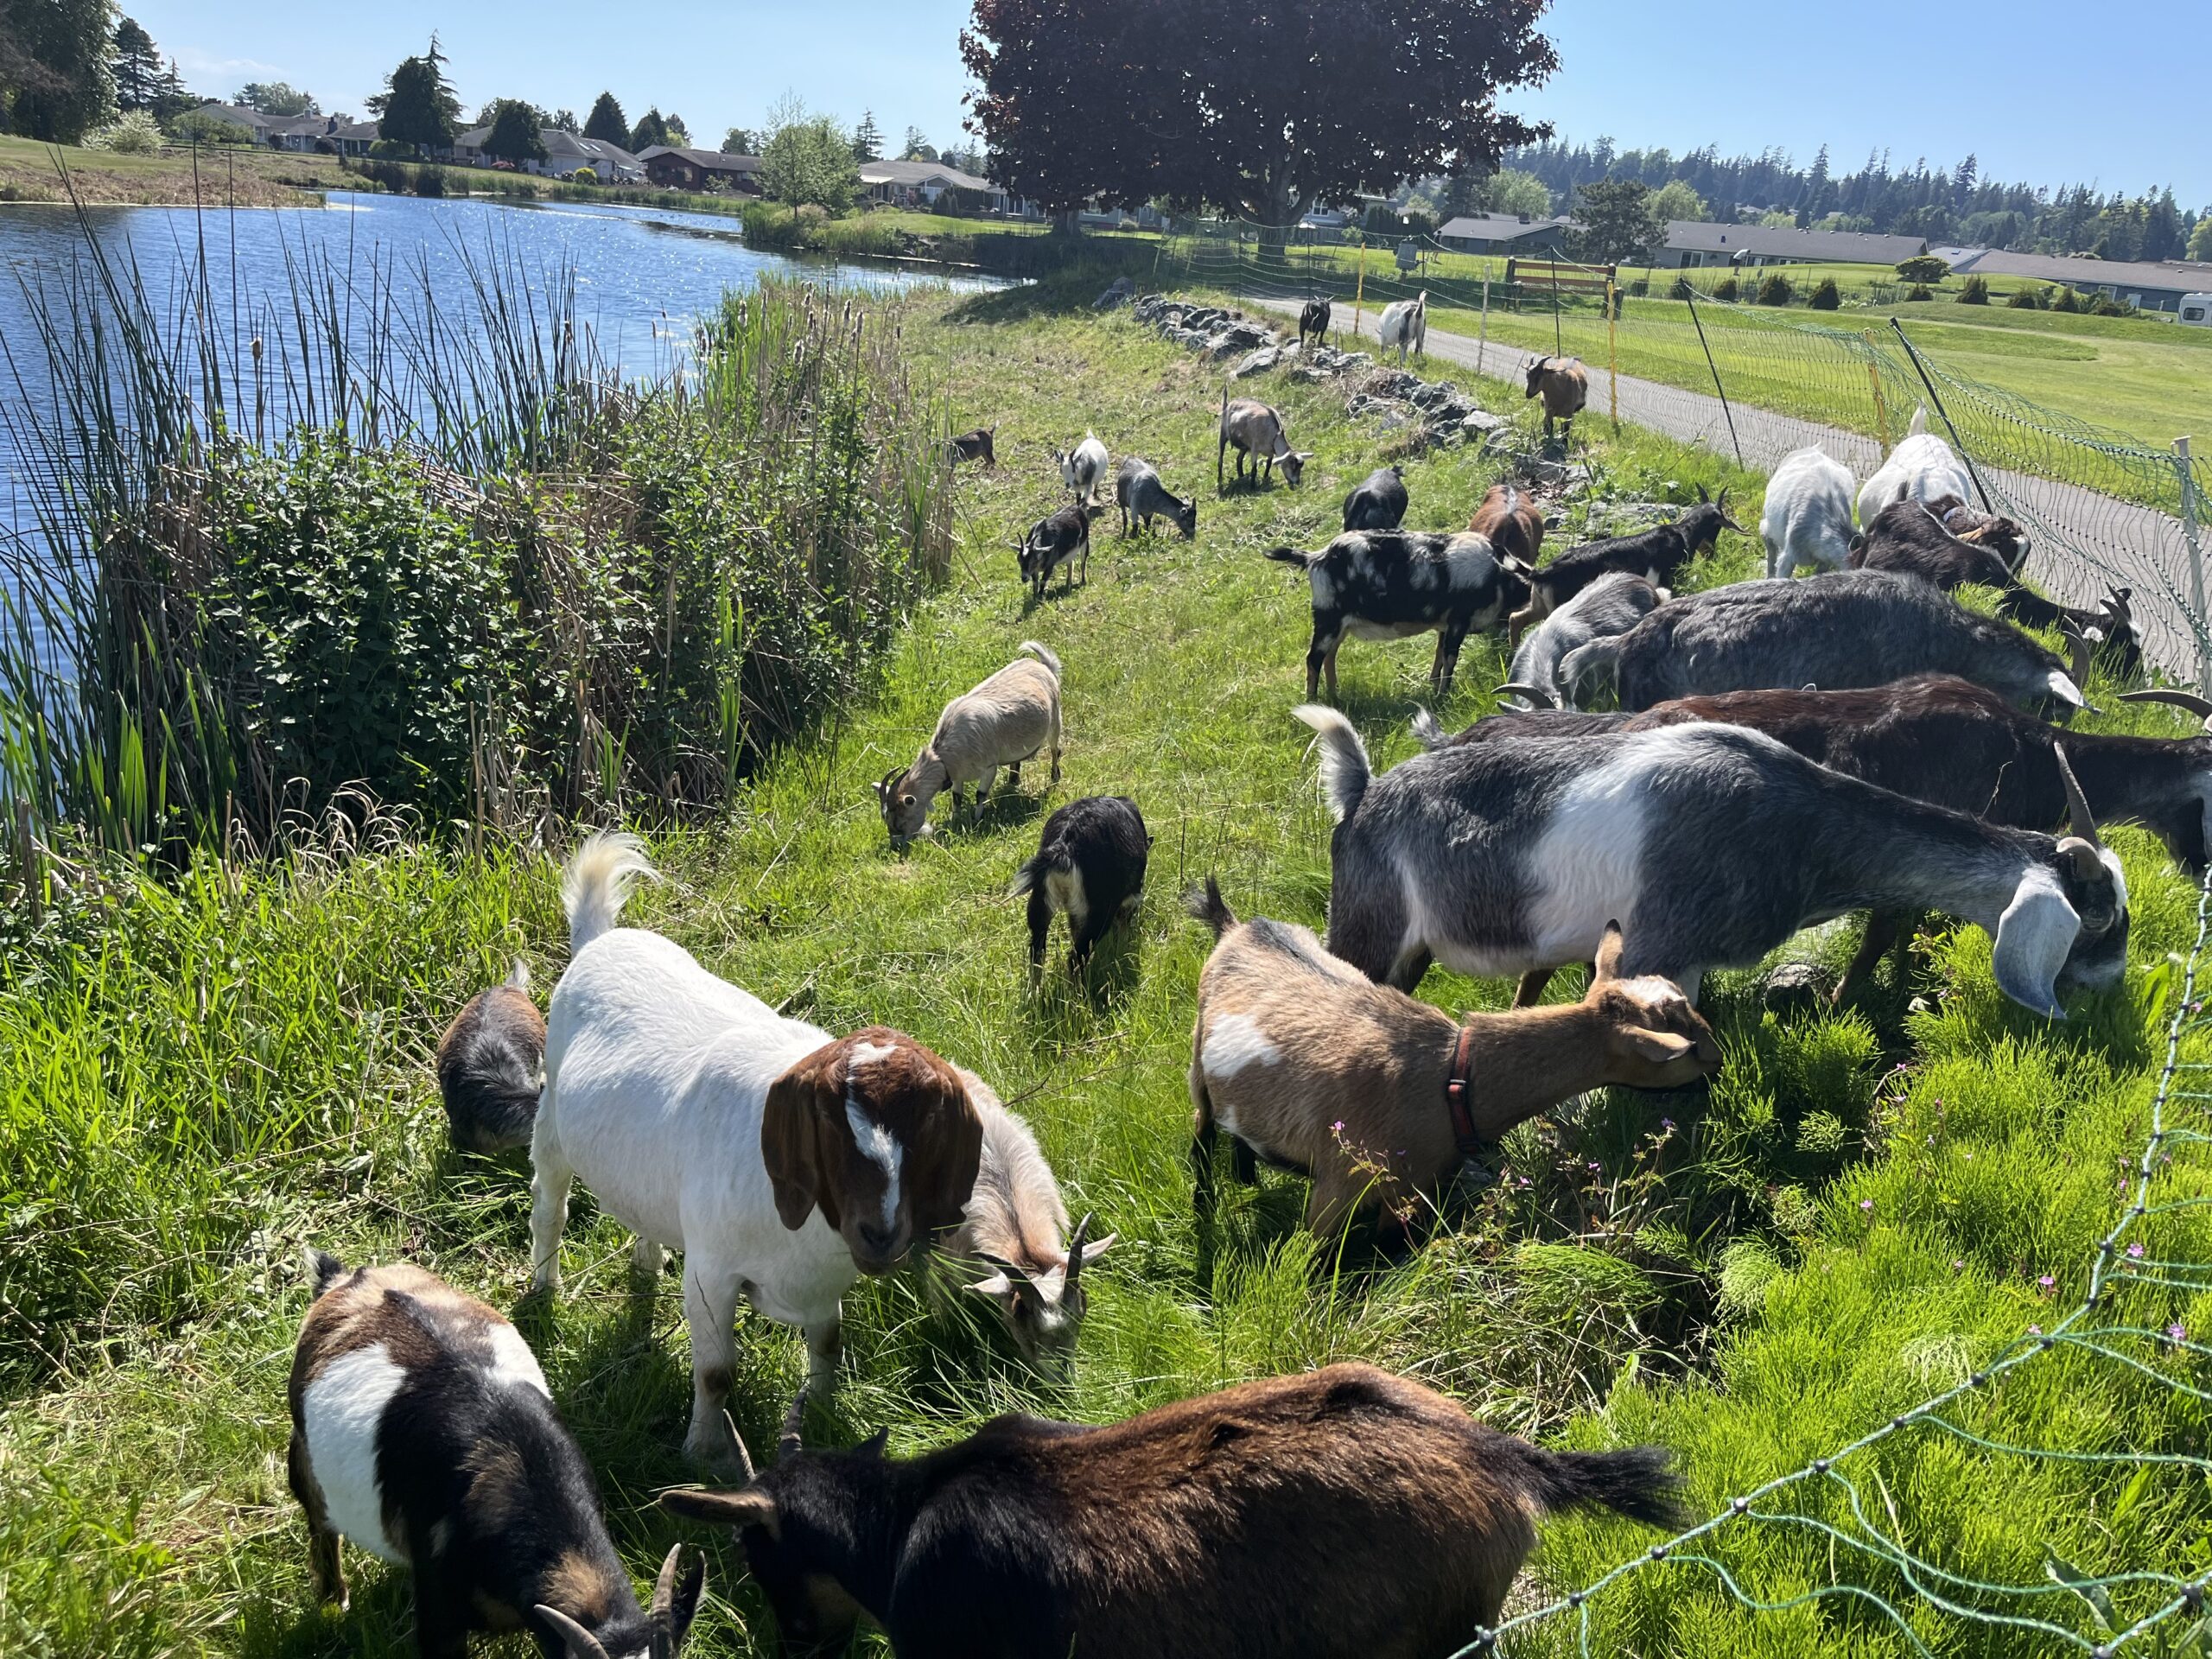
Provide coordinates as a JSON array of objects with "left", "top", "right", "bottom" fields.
[{"left": 961, "top": 0, "right": 1557, "bottom": 226}]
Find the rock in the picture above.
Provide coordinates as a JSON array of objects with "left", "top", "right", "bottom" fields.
[
  {"left": 1459, "top": 410, "right": 1508, "bottom": 438},
  {"left": 1230, "top": 346, "right": 1281, "bottom": 379},
  {"left": 1763, "top": 961, "right": 1831, "bottom": 1016},
  {"left": 1093, "top": 276, "right": 1136, "bottom": 309}
]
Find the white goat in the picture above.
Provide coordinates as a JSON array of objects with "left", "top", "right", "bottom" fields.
[
  {"left": 1761, "top": 446, "right": 1858, "bottom": 577},
  {"left": 1056, "top": 432, "right": 1110, "bottom": 507},
  {"left": 876, "top": 643, "right": 1064, "bottom": 844},
  {"left": 1377, "top": 291, "right": 1427, "bottom": 364},
  {"left": 531, "top": 834, "right": 982, "bottom": 1471},
  {"left": 1856, "top": 408, "right": 1974, "bottom": 527}
]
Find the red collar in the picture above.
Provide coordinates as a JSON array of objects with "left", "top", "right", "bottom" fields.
[{"left": 1445, "top": 1021, "right": 1482, "bottom": 1153}]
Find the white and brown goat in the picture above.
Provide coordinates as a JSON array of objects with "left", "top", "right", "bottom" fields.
[
  {"left": 288, "top": 1250, "right": 704, "bottom": 1659},
  {"left": 1217, "top": 389, "right": 1311, "bottom": 492},
  {"left": 876, "top": 643, "right": 1064, "bottom": 844},
  {"left": 1185, "top": 880, "right": 1718, "bottom": 1238}
]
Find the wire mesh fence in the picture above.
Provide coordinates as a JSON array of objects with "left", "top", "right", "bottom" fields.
[{"left": 1156, "top": 224, "right": 2212, "bottom": 688}]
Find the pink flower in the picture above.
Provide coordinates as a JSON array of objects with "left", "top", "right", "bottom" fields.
[
  {"left": 1859, "top": 1199, "right": 1874, "bottom": 1212},
  {"left": 1331, "top": 1120, "right": 1345, "bottom": 1135},
  {"left": 2037, "top": 1274, "right": 2056, "bottom": 1291},
  {"left": 2170, "top": 1322, "right": 2189, "bottom": 1344},
  {"left": 1587, "top": 1161, "right": 1602, "bottom": 1173},
  {"left": 2127, "top": 1242, "right": 2145, "bottom": 1260},
  {"left": 2028, "top": 1324, "right": 2043, "bottom": 1336},
  {"left": 1952, "top": 1258, "right": 1965, "bottom": 1271}
]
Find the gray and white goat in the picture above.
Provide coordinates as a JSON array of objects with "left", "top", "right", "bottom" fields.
[
  {"left": 1760, "top": 446, "right": 1856, "bottom": 577},
  {"left": 1294, "top": 706, "right": 2129, "bottom": 1019},
  {"left": 877, "top": 643, "right": 1064, "bottom": 843},
  {"left": 1114, "top": 457, "right": 1198, "bottom": 538},
  {"left": 1054, "top": 432, "right": 1110, "bottom": 507},
  {"left": 1497, "top": 571, "right": 1662, "bottom": 709}
]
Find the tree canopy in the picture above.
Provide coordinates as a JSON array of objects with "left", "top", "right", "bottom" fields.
[
  {"left": 482, "top": 99, "right": 547, "bottom": 163},
  {"left": 1573, "top": 177, "right": 1657, "bottom": 262},
  {"left": 962, "top": 0, "right": 1555, "bottom": 221},
  {"left": 368, "top": 38, "right": 460, "bottom": 154},
  {"left": 722, "top": 126, "right": 756, "bottom": 156},
  {"left": 630, "top": 105, "right": 671, "bottom": 151},
  {"left": 851, "top": 109, "right": 880, "bottom": 162},
  {"left": 238, "top": 79, "right": 315, "bottom": 117},
  {"left": 1649, "top": 177, "right": 1706, "bottom": 225},
  {"left": 110, "top": 18, "right": 162, "bottom": 111},
  {"left": 760, "top": 95, "right": 857, "bottom": 211},
  {"left": 2, "top": 0, "right": 118, "bottom": 143},
  {"left": 583, "top": 91, "right": 627, "bottom": 147}
]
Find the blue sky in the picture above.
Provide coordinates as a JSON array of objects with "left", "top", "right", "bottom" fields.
[{"left": 131, "top": 0, "right": 2209, "bottom": 207}]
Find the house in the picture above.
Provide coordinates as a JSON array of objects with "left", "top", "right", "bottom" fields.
[
  {"left": 451, "top": 125, "right": 643, "bottom": 182},
  {"left": 858, "top": 157, "right": 1011, "bottom": 213},
  {"left": 185, "top": 101, "right": 277, "bottom": 143},
  {"left": 325, "top": 119, "right": 379, "bottom": 158},
  {"left": 1934, "top": 248, "right": 2212, "bottom": 316},
  {"left": 638, "top": 145, "right": 763, "bottom": 193},
  {"left": 1436, "top": 212, "right": 1578, "bottom": 257},
  {"left": 267, "top": 113, "right": 354, "bottom": 153},
  {"left": 1656, "top": 221, "right": 1929, "bottom": 270}
]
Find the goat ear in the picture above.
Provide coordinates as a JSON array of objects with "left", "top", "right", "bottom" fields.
[
  {"left": 1991, "top": 879, "right": 2081, "bottom": 1019},
  {"left": 968, "top": 1272, "right": 1018, "bottom": 1298},
  {"left": 899, "top": 1055, "right": 984, "bottom": 1235},
  {"left": 660, "top": 1486, "right": 782, "bottom": 1539},
  {"left": 761, "top": 1046, "right": 840, "bottom": 1232},
  {"left": 1618, "top": 1027, "right": 1696, "bottom": 1065},
  {"left": 1592, "top": 921, "right": 1627, "bottom": 983}
]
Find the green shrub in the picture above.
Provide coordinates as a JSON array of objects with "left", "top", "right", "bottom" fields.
[
  {"left": 1756, "top": 271, "right": 1794, "bottom": 306},
  {"left": 1713, "top": 276, "right": 1739, "bottom": 302},
  {"left": 1808, "top": 276, "right": 1841, "bottom": 310},
  {"left": 165, "top": 110, "right": 253, "bottom": 147},
  {"left": 412, "top": 165, "right": 447, "bottom": 198},
  {"left": 2051, "top": 285, "right": 2083, "bottom": 313},
  {"left": 1670, "top": 276, "right": 1695, "bottom": 301},
  {"left": 83, "top": 111, "right": 163, "bottom": 154},
  {"left": 1906, "top": 283, "right": 1934, "bottom": 301},
  {"left": 1627, "top": 276, "right": 1649, "bottom": 297},
  {"left": 1896, "top": 254, "right": 1952, "bottom": 284},
  {"left": 1958, "top": 275, "right": 1990, "bottom": 305},
  {"left": 569, "top": 166, "right": 595, "bottom": 185},
  {"left": 2007, "top": 284, "right": 2045, "bottom": 308},
  {"left": 366, "top": 137, "right": 416, "bottom": 159},
  {"left": 2088, "top": 293, "right": 2134, "bottom": 317}
]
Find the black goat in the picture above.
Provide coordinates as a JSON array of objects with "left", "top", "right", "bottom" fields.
[
  {"left": 435, "top": 962, "right": 544, "bottom": 1154},
  {"left": 1501, "top": 491, "right": 1738, "bottom": 640},
  {"left": 1265, "top": 530, "right": 1529, "bottom": 701},
  {"left": 947, "top": 425, "right": 998, "bottom": 467},
  {"left": 1297, "top": 296, "right": 1332, "bottom": 349},
  {"left": 1015, "top": 503, "right": 1094, "bottom": 598},
  {"left": 1341, "top": 466, "right": 1408, "bottom": 532},
  {"left": 1009, "top": 795, "right": 1152, "bottom": 977},
  {"left": 662, "top": 1363, "right": 1681, "bottom": 1659}
]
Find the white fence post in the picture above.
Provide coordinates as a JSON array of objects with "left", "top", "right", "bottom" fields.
[{"left": 2180, "top": 436, "right": 2209, "bottom": 696}]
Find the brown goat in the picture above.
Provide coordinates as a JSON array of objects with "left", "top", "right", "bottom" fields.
[
  {"left": 1469, "top": 482, "right": 1545, "bottom": 569},
  {"left": 1523, "top": 354, "right": 1590, "bottom": 442},
  {"left": 435, "top": 962, "right": 544, "bottom": 1154},
  {"left": 1186, "top": 880, "right": 1717, "bottom": 1237}
]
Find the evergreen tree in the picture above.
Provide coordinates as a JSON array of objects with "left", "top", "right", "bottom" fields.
[
  {"left": 721, "top": 126, "right": 756, "bottom": 155},
  {"left": 482, "top": 99, "right": 547, "bottom": 163},
  {"left": 630, "top": 106, "right": 670, "bottom": 151},
  {"left": 550, "top": 108, "right": 578, "bottom": 132},
  {"left": 851, "top": 108, "right": 881, "bottom": 162},
  {"left": 110, "top": 16, "right": 163, "bottom": 112},
  {"left": 366, "top": 36, "right": 460, "bottom": 155},
  {"left": 664, "top": 111, "right": 689, "bottom": 143},
  {"left": 900, "top": 124, "right": 928, "bottom": 159},
  {"left": 583, "top": 91, "right": 628, "bottom": 147}
]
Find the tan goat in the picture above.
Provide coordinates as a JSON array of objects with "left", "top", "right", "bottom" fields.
[
  {"left": 1523, "top": 354, "right": 1590, "bottom": 442},
  {"left": 1468, "top": 482, "right": 1544, "bottom": 569},
  {"left": 876, "top": 642, "right": 1064, "bottom": 844},
  {"left": 1186, "top": 880, "right": 1718, "bottom": 1237}
]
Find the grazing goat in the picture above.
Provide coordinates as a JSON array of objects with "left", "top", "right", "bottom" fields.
[
  {"left": 1113, "top": 457, "right": 1197, "bottom": 539},
  {"left": 660, "top": 1363, "right": 1682, "bottom": 1659},
  {"left": 531, "top": 835, "right": 984, "bottom": 1470},
  {"left": 1295, "top": 707, "right": 2130, "bottom": 1018},
  {"left": 289, "top": 1249, "right": 706, "bottom": 1659},
  {"left": 1469, "top": 482, "right": 1544, "bottom": 569},
  {"left": 1016, "top": 503, "right": 1094, "bottom": 597},
  {"left": 1186, "top": 880, "right": 1714, "bottom": 1236},
  {"left": 1501, "top": 491, "right": 1737, "bottom": 640},
  {"left": 877, "top": 643, "right": 1064, "bottom": 844},
  {"left": 942, "top": 1066, "right": 1113, "bottom": 1367},
  {"left": 1560, "top": 570, "right": 2084, "bottom": 714},
  {"left": 1341, "top": 465, "right": 1408, "bottom": 532},
  {"left": 1054, "top": 432, "right": 1110, "bottom": 507},
  {"left": 1933, "top": 493, "right": 2033, "bottom": 569},
  {"left": 1265, "top": 529, "right": 1528, "bottom": 701},
  {"left": 1499, "top": 571, "right": 1661, "bottom": 709},
  {"left": 946, "top": 425, "right": 997, "bottom": 467},
  {"left": 436, "top": 961, "right": 544, "bottom": 1154},
  {"left": 1761, "top": 447, "right": 1856, "bottom": 577},
  {"left": 1217, "top": 390, "right": 1311, "bottom": 491},
  {"left": 1008, "top": 794, "right": 1151, "bottom": 976},
  {"left": 1855, "top": 410, "right": 1972, "bottom": 527},
  {"left": 1523, "top": 354, "right": 1588, "bottom": 441},
  {"left": 1297, "top": 296, "right": 1332, "bottom": 349},
  {"left": 1378, "top": 290, "right": 1427, "bottom": 363}
]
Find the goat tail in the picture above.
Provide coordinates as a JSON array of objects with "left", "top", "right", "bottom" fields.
[
  {"left": 1018, "top": 639, "right": 1064, "bottom": 679},
  {"left": 562, "top": 830, "right": 658, "bottom": 956},
  {"left": 1291, "top": 704, "right": 1370, "bottom": 825},
  {"left": 1008, "top": 849, "right": 1071, "bottom": 899},
  {"left": 503, "top": 957, "right": 531, "bottom": 994},
  {"left": 1184, "top": 874, "right": 1236, "bottom": 938},
  {"left": 304, "top": 1246, "right": 346, "bottom": 1300},
  {"left": 1525, "top": 1444, "right": 1688, "bottom": 1531},
  {"left": 1907, "top": 404, "right": 1929, "bottom": 437},
  {"left": 1263, "top": 545, "right": 1311, "bottom": 568},
  {"left": 1408, "top": 706, "right": 1449, "bottom": 751}
]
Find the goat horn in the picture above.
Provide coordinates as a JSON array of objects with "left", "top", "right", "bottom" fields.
[
  {"left": 721, "top": 1411, "right": 759, "bottom": 1484},
  {"left": 535, "top": 1605, "right": 613, "bottom": 1659},
  {"left": 2054, "top": 746, "right": 2100, "bottom": 848},
  {"left": 1496, "top": 681, "right": 1555, "bottom": 709},
  {"left": 2120, "top": 687, "right": 2212, "bottom": 727},
  {"left": 977, "top": 1249, "right": 1037, "bottom": 1287},
  {"left": 779, "top": 1392, "right": 807, "bottom": 1463},
  {"left": 650, "top": 1543, "right": 702, "bottom": 1635},
  {"left": 1064, "top": 1213, "right": 1093, "bottom": 1289},
  {"left": 2063, "top": 623, "right": 2094, "bottom": 690},
  {"left": 2101, "top": 586, "right": 2133, "bottom": 627}
]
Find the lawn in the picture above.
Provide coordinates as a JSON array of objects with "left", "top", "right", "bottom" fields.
[
  {"left": 3, "top": 279, "right": 2209, "bottom": 1657},
  {"left": 0, "top": 136, "right": 348, "bottom": 207}
]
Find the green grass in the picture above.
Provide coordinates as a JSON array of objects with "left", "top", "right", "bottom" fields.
[
  {"left": 0, "top": 135, "right": 348, "bottom": 206},
  {"left": 3, "top": 281, "right": 2209, "bottom": 1657}
]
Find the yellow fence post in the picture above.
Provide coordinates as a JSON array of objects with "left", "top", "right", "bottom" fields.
[
  {"left": 1607, "top": 279, "right": 1620, "bottom": 434},
  {"left": 1353, "top": 233, "right": 1366, "bottom": 340},
  {"left": 1864, "top": 334, "right": 1893, "bottom": 450}
]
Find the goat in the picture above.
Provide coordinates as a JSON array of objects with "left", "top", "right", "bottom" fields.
[
  {"left": 1500, "top": 491, "right": 1737, "bottom": 641},
  {"left": 531, "top": 835, "right": 984, "bottom": 1470},
  {"left": 1377, "top": 290, "right": 1427, "bottom": 363},
  {"left": 1499, "top": 571, "right": 1661, "bottom": 709},
  {"left": 1217, "top": 389, "right": 1311, "bottom": 492},
  {"left": 1264, "top": 530, "right": 1527, "bottom": 701},
  {"left": 1341, "top": 465, "right": 1408, "bottom": 532},
  {"left": 1294, "top": 705, "right": 2130, "bottom": 1018},
  {"left": 1008, "top": 794, "right": 1151, "bottom": 977},
  {"left": 1186, "top": 880, "right": 1714, "bottom": 1236},
  {"left": 436, "top": 961, "right": 544, "bottom": 1154},
  {"left": 1469, "top": 482, "right": 1544, "bottom": 569},
  {"left": 660, "top": 1363, "right": 1683, "bottom": 1659},
  {"left": 946, "top": 425, "right": 997, "bottom": 467},
  {"left": 289, "top": 1249, "right": 705, "bottom": 1659},
  {"left": 1015, "top": 503, "right": 1094, "bottom": 597},
  {"left": 1559, "top": 569, "right": 2084, "bottom": 715},
  {"left": 1523, "top": 354, "right": 1589, "bottom": 442},
  {"left": 877, "top": 643, "right": 1063, "bottom": 845},
  {"left": 1297, "top": 296, "right": 1332, "bottom": 349},
  {"left": 1933, "top": 493, "right": 2033, "bottom": 570},
  {"left": 1053, "top": 432, "right": 1110, "bottom": 507},
  {"left": 1114, "top": 457, "right": 1197, "bottom": 539},
  {"left": 941, "top": 1065, "right": 1113, "bottom": 1367},
  {"left": 1760, "top": 446, "right": 1856, "bottom": 577},
  {"left": 1854, "top": 410, "right": 1972, "bottom": 526}
]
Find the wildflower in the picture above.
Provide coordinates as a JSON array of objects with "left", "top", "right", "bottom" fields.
[
  {"left": 1660, "top": 1117, "right": 1675, "bottom": 1131},
  {"left": 2037, "top": 1274, "right": 2055, "bottom": 1291},
  {"left": 1587, "top": 1161, "right": 1602, "bottom": 1173},
  {"left": 1331, "top": 1120, "right": 1344, "bottom": 1135},
  {"left": 2170, "top": 1322, "right": 2189, "bottom": 1344},
  {"left": 2028, "top": 1324, "right": 2043, "bottom": 1336},
  {"left": 2127, "top": 1242, "right": 2145, "bottom": 1260},
  {"left": 1951, "top": 1259, "right": 1965, "bottom": 1272},
  {"left": 1859, "top": 1198, "right": 1874, "bottom": 1212}
]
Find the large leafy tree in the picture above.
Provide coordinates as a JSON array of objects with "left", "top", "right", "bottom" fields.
[
  {"left": 582, "top": 90, "right": 627, "bottom": 147},
  {"left": 1, "top": 0, "right": 118, "bottom": 142},
  {"left": 238, "top": 79, "right": 316, "bottom": 116},
  {"left": 721, "top": 126, "right": 756, "bottom": 156},
  {"left": 962, "top": 0, "right": 1555, "bottom": 224},
  {"left": 1572, "top": 176, "right": 1656, "bottom": 263},
  {"left": 482, "top": 98, "right": 547, "bottom": 164},
  {"left": 760, "top": 94, "right": 856, "bottom": 210},
  {"left": 367, "top": 37, "right": 460, "bottom": 154}
]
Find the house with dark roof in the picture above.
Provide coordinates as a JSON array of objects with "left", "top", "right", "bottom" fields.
[
  {"left": 858, "top": 157, "right": 1011, "bottom": 213},
  {"left": 1436, "top": 212, "right": 1577, "bottom": 257},
  {"left": 452, "top": 125, "right": 642, "bottom": 182},
  {"left": 1936, "top": 248, "right": 2212, "bottom": 316},
  {"left": 326, "top": 119, "right": 379, "bottom": 157},
  {"left": 638, "top": 146, "right": 762, "bottom": 192},
  {"left": 1657, "top": 221, "right": 1929, "bottom": 270}
]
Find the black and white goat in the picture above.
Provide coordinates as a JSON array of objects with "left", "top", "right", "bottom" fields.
[
  {"left": 289, "top": 1250, "right": 704, "bottom": 1659},
  {"left": 1294, "top": 706, "right": 2130, "bottom": 1018},
  {"left": 1053, "top": 432, "right": 1110, "bottom": 507},
  {"left": 1265, "top": 530, "right": 1527, "bottom": 701},
  {"left": 436, "top": 962, "right": 545, "bottom": 1154},
  {"left": 1297, "top": 296, "right": 1332, "bottom": 349},
  {"left": 1500, "top": 491, "right": 1737, "bottom": 640},
  {"left": 1498, "top": 571, "right": 1662, "bottom": 709},
  {"left": 1560, "top": 569, "right": 2085, "bottom": 714},
  {"left": 1341, "top": 465, "right": 1408, "bottom": 532},
  {"left": 1114, "top": 457, "right": 1198, "bottom": 539},
  {"left": 1015, "top": 503, "right": 1094, "bottom": 598},
  {"left": 1008, "top": 795, "right": 1151, "bottom": 977}
]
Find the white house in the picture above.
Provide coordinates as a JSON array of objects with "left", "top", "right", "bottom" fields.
[{"left": 859, "top": 158, "right": 1012, "bottom": 213}]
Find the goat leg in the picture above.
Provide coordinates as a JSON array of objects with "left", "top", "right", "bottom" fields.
[
  {"left": 1513, "top": 968, "right": 1556, "bottom": 1007},
  {"left": 1833, "top": 907, "right": 1909, "bottom": 1006}
]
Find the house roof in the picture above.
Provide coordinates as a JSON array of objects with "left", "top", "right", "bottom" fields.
[
  {"left": 859, "top": 157, "right": 995, "bottom": 193},
  {"left": 1936, "top": 248, "right": 2212, "bottom": 293},
  {"left": 638, "top": 145, "right": 760, "bottom": 174},
  {"left": 1437, "top": 212, "right": 1575, "bottom": 242},
  {"left": 191, "top": 101, "right": 275, "bottom": 131},
  {"left": 329, "top": 119, "right": 380, "bottom": 142},
  {"left": 1663, "top": 221, "right": 1929, "bottom": 264},
  {"left": 455, "top": 127, "right": 640, "bottom": 164}
]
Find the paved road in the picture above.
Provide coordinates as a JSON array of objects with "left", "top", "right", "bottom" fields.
[{"left": 1252, "top": 296, "right": 2209, "bottom": 683}]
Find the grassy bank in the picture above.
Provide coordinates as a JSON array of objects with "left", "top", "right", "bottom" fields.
[
  {"left": 741, "top": 202, "right": 1162, "bottom": 279},
  {"left": 0, "top": 136, "right": 348, "bottom": 206},
  {"left": 3, "top": 280, "right": 2208, "bottom": 1657}
]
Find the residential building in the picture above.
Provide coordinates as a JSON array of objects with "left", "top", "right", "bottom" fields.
[
  {"left": 450, "top": 125, "right": 643, "bottom": 182},
  {"left": 325, "top": 120, "right": 379, "bottom": 158},
  {"left": 638, "top": 145, "right": 763, "bottom": 193},
  {"left": 858, "top": 157, "right": 1012, "bottom": 213},
  {"left": 1436, "top": 212, "right": 1578, "bottom": 257},
  {"left": 1936, "top": 248, "right": 2212, "bottom": 316},
  {"left": 1656, "top": 221, "right": 1929, "bottom": 269}
]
